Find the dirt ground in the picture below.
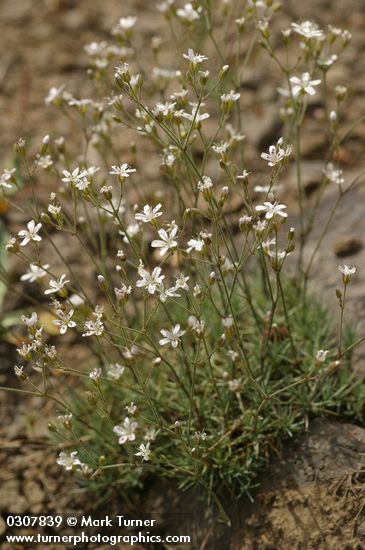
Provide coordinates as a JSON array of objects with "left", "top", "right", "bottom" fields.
[{"left": 1, "top": 0, "right": 365, "bottom": 548}]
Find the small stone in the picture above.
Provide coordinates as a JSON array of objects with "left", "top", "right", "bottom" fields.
[
  {"left": 334, "top": 236, "right": 363, "bottom": 258},
  {"left": 0, "top": 516, "right": 6, "bottom": 535}
]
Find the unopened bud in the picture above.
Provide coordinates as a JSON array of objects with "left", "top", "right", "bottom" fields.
[
  {"left": 98, "top": 275, "right": 107, "bottom": 291},
  {"left": 219, "top": 65, "right": 229, "bottom": 79}
]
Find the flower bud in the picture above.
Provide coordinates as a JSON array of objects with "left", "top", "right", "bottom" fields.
[
  {"left": 219, "top": 65, "right": 230, "bottom": 80},
  {"left": 98, "top": 275, "right": 107, "bottom": 292}
]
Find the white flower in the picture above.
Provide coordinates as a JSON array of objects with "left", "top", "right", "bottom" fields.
[
  {"left": 135, "top": 204, "right": 163, "bottom": 223},
  {"left": 181, "top": 107, "right": 210, "bottom": 123},
  {"left": 157, "top": 285, "right": 181, "bottom": 303},
  {"left": 126, "top": 402, "right": 137, "bottom": 415},
  {"left": 175, "top": 274, "right": 189, "bottom": 290},
  {"left": 188, "top": 315, "right": 205, "bottom": 336},
  {"left": 89, "top": 367, "right": 101, "bottom": 381},
  {"left": 222, "top": 316, "right": 233, "bottom": 329},
  {"left": 254, "top": 184, "right": 283, "bottom": 194},
  {"left": 291, "top": 21, "right": 323, "bottom": 39},
  {"left": 186, "top": 237, "right": 205, "bottom": 254},
  {"left": 18, "top": 220, "right": 42, "bottom": 246},
  {"left": 212, "top": 142, "right": 230, "bottom": 155},
  {"left": 107, "top": 363, "right": 125, "bottom": 381},
  {"left": 17, "top": 343, "right": 32, "bottom": 358},
  {"left": 21, "top": 263, "right": 50, "bottom": 283},
  {"left": 177, "top": 3, "right": 202, "bottom": 22},
  {"left": 193, "top": 284, "right": 202, "bottom": 298},
  {"left": 109, "top": 163, "right": 136, "bottom": 178},
  {"left": 44, "top": 274, "right": 70, "bottom": 295},
  {"left": 221, "top": 90, "right": 240, "bottom": 103},
  {"left": 45, "top": 85, "right": 67, "bottom": 105},
  {"left": 338, "top": 265, "right": 356, "bottom": 283},
  {"left": 182, "top": 49, "right": 208, "bottom": 64},
  {"left": 0, "top": 168, "right": 15, "bottom": 188},
  {"left": 53, "top": 309, "right": 76, "bottom": 335},
  {"left": 36, "top": 154, "right": 53, "bottom": 169},
  {"left": 261, "top": 138, "right": 292, "bottom": 166},
  {"left": 256, "top": 201, "right": 288, "bottom": 219},
  {"left": 48, "top": 204, "right": 62, "bottom": 216},
  {"left": 82, "top": 317, "right": 104, "bottom": 337},
  {"left": 113, "top": 417, "right": 138, "bottom": 444},
  {"left": 61, "top": 167, "right": 88, "bottom": 187},
  {"left": 237, "top": 170, "right": 251, "bottom": 180},
  {"left": 121, "top": 223, "right": 140, "bottom": 243},
  {"left": 151, "top": 224, "right": 178, "bottom": 256},
  {"left": 198, "top": 176, "right": 213, "bottom": 192},
  {"left": 135, "top": 442, "right": 151, "bottom": 461},
  {"left": 144, "top": 428, "right": 157, "bottom": 442},
  {"left": 21, "top": 312, "right": 38, "bottom": 327},
  {"left": 114, "top": 284, "right": 132, "bottom": 302},
  {"left": 14, "top": 365, "right": 25, "bottom": 378},
  {"left": 290, "top": 73, "right": 321, "bottom": 97},
  {"left": 57, "top": 451, "right": 82, "bottom": 471},
  {"left": 323, "top": 163, "right": 344, "bottom": 186},
  {"left": 112, "top": 16, "right": 138, "bottom": 35},
  {"left": 153, "top": 101, "right": 176, "bottom": 117},
  {"left": 136, "top": 262, "right": 165, "bottom": 294},
  {"left": 316, "top": 350, "right": 329, "bottom": 363},
  {"left": 159, "top": 324, "right": 185, "bottom": 348},
  {"left": 226, "top": 124, "right": 245, "bottom": 142}
]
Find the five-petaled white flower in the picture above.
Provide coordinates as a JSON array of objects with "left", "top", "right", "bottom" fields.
[
  {"left": 18, "top": 220, "right": 42, "bottom": 247},
  {"left": 159, "top": 324, "right": 185, "bottom": 348},
  {"left": 21, "top": 263, "right": 50, "bottom": 283},
  {"left": 221, "top": 90, "right": 241, "bottom": 103},
  {"left": 181, "top": 107, "right": 210, "bottom": 123},
  {"left": 261, "top": 138, "right": 292, "bottom": 166},
  {"left": 44, "top": 274, "right": 70, "bottom": 295},
  {"left": 151, "top": 224, "right": 178, "bottom": 256},
  {"left": 21, "top": 312, "right": 38, "bottom": 327},
  {"left": 177, "top": 3, "right": 202, "bottom": 22},
  {"left": 0, "top": 168, "right": 15, "bottom": 188},
  {"left": 135, "top": 204, "right": 163, "bottom": 223},
  {"left": 338, "top": 265, "right": 356, "bottom": 284},
  {"left": 135, "top": 442, "right": 151, "bottom": 462},
  {"left": 256, "top": 202, "right": 288, "bottom": 220},
  {"left": 53, "top": 309, "right": 76, "bottom": 335},
  {"left": 136, "top": 262, "right": 165, "bottom": 294},
  {"left": 109, "top": 163, "right": 136, "bottom": 179},
  {"left": 182, "top": 49, "right": 208, "bottom": 64},
  {"left": 290, "top": 73, "right": 321, "bottom": 97},
  {"left": 61, "top": 167, "right": 88, "bottom": 187},
  {"left": 198, "top": 176, "right": 213, "bottom": 192},
  {"left": 291, "top": 21, "right": 323, "bottom": 39},
  {"left": 82, "top": 317, "right": 104, "bottom": 337},
  {"left": 113, "top": 417, "right": 138, "bottom": 444},
  {"left": 57, "top": 451, "right": 81, "bottom": 471},
  {"left": 174, "top": 274, "right": 190, "bottom": 291},
  {"left": 186, "top": 237, "right": 205, "bottom": 254}
]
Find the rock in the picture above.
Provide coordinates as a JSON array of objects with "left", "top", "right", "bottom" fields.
[{"left": 334, "top": 235, "right": 363, "bottom": 257}]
